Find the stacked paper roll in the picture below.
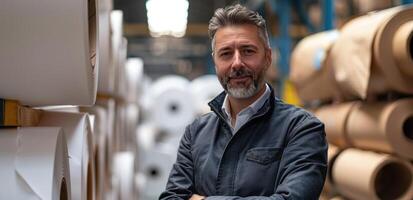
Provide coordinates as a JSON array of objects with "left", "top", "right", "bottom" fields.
[
  {"left": 112, "top": 151, "right": 136, "bottom": 200},
  {"left": 96, "top": 98, "right": 116, "bottom": 188},
  {"left": 142, "top": 75, "right": 196, "bottom": 134},
  {"left": 314, "top": 102, "right": 357, "bottom": 147},
  {"left": 345, "top": 99, "right": 413, "bottom": 160},
  {"left": 80, "top": 106, "right": 109, "bottom": 200},
  {"left": 114, "top": 38, "right": 129, "bottom": 100},
  {"left": 125, "top": 58, "right": 144, "bottom": 103},
  {"left": 290, "top": 30, "right": 342, "bottom": 102},
  {"left": 39, "top": 111, "right": 95, "bottom": 200},
  {"left": 125, "top": 104, "right": 140, "bottom": 149},
  {"left": 138, "top": 148, "right": 176, "bottom": 200},
  {"left": 332, "top": 148, "right": 413, "bottom": 200},
  {"left": 190, "top": 75, "right": 223, "bottom": 115},
  {"left": 324, "top": 144, "right": 340, "bottom": 196},
  {"left": 97, "top": 0, "right": 115, "bottom": 95},
  {"left": 330, "top": 5, "right": 413, "bottom": 99},
  {"left": 0, "top": 127, "right": 71, "bottom": 200},
  {"left": 0, "top": 0, "right": 98, "bottom": 106}
]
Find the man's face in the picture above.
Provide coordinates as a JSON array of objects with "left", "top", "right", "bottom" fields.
[{"left": 213, "top": 24, "right": 271, "bottom": 99}]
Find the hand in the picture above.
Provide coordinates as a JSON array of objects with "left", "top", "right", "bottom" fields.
[{"left": 190, "top": 194, "right": 206, "bottom": 200}]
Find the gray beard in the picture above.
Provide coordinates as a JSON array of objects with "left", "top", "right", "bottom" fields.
[{"left": 226, "top": 80, "right": 259, "bottom": 99}]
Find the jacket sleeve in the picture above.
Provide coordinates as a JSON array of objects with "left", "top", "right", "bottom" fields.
[
  {"left": 159, "top": 124, "right": 195, "bottom": 200},
  {"left": 205, "top": 116, "right": 328, "bottom": 200}
]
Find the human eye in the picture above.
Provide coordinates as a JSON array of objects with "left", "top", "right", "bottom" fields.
[
  {"left": 242, "top": 48, "right": 256, "bottom": 56},
  {"left": 218, "top": 51, "right": 232, "bottom": 58}
]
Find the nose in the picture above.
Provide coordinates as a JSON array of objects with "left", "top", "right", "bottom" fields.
[{"left": 231, "top": 50, "right": 244, "bottom": 69}]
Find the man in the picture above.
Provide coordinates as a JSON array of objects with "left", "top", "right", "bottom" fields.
[{"left": 160, "top": 4, "right": 327, "bottom": 200}]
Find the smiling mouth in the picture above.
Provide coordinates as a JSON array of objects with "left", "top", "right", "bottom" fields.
[{"left": 229, "top": 76, "right": 252, "bottom": 83}]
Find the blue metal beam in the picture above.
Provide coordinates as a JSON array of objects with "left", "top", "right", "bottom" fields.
[
  {"left": 322, "top": 0, "right": 335, "bottom": 30},
  {"left": 401, "top": 0, "right": 413, "bottom": 4}
]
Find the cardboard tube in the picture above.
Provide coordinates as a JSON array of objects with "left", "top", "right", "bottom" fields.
[
  {"left": 39, "top": 111, "right": 95, "bottom": 200},
  {"left": 346, "top": 99, "right": 413, "bottom": 160},
  {"left": 314, "top": 102, "right": 357, "bottom": 147},
  {"left": 332, "top": 148, "right": 413, "bottom": 200},
  {"left": 0, "top": 127, "right": 71, "bottom": 200},
  {"left": 0, "top": 0, "right": 98, "bottom": 106}
]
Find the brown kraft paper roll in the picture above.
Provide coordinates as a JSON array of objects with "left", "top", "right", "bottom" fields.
[
  {"left": 332, "top": 148, "right": 413, "bottom": 200},
  {"left": 314, "top": 102, "right": 357, "bottom": 147},
  {"left": 346, "top": 98, "right": 413, "bottom": 160},
  {"left": 330, "top": 5, "right": 413, "bottom": 99},
  {"left": 290, "top": 30, "right": 342, "bottom": 102}
]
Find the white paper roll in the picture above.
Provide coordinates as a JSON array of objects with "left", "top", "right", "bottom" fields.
[
  {"left": 114, "top": 38, "right": 129, "bottom": 100},
  {"left": 80, "top": 106, "right": 109, "bottom": 200},
  {"left": 125, "top": 58, "right": 144, "bottom": 103},
  {"left": 142, "top": 75, "right": 197, "bottom": 133},
  {"left": 139, "top": 148, "right": 176, "bottom": 200},
  {"left": 97, "top": 3, "right": 115, "bottom": 95},
  {"left": 125, "top": 104, "right": 140, "bottom": 150},
  {"left": 112, "top": 151, "right": 136, "bottom": 200},
  {"left": 190, "top": 75, "right": 223, "bottom": 115},
  {"left": 38, "top": 111, "right": 95, "bottom": 200},
  {"left": 0, "top": 0, "right": 98, "bottom": 106},
  {"left": 96, "top": 98, "right": 116, "bottom": 187},
  {"left": 0, "top": 127, "right": 71, "bottom": 200}
]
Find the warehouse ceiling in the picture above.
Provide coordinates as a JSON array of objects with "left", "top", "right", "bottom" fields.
[
  {"left": 113, "top": 0, "right": 395, "bottom": 80},
  {"left": 114, "top": 0, "right": 239, "bottom": 79}
]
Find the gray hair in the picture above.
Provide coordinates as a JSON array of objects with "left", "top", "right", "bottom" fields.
[{"left": 208, "top": 4, "right": 270, "bottom": 51}]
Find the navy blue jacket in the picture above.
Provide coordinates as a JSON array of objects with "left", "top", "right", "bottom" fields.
[{"left": 160, "top": 88, "right": 328, "bottom": 199}]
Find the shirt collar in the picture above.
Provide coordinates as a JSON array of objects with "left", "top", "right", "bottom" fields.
[{"left": 221, "top": 84, "right": 271, "bottom": 121}]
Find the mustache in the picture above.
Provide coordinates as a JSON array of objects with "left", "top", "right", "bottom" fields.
[{"left": 227, "top": 67, "right": 253, "bottom": 79}]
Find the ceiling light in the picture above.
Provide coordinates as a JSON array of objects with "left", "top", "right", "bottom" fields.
[{"left": 146, "top": 0, "right": 189, "bottom": 37}]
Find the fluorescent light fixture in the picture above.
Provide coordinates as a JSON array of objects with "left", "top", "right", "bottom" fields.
[{"left": 146, "top": 0, "right": 189, "bottom": 37}]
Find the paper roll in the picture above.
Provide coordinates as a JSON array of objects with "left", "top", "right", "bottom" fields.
[
  {"left": 38, "top": 111, "right": 95, "bottom": 200},
  {"left": 80, "top": 106, "right": 109, "bottom": 200},
  {"left": 97, "top": 3, "right": 115, "bottom": 94},
  {"left": 112, "top": 151, "right": 136, "bottom": 200},
  {"left": 190, "top": 75, "right": 223, "bottom": 115},
  {"left": 290, "top": 30, "right": 343, "bottom": 102},
  {"left": 0, "top": 127, "right": 71, "bottom": 200},
  {"left": 142, "top": 75, "right": 196, "bottom": 133},
  {"left": 0, "top": 0, "right": 98, "bottom": 106},
  {"left": 332, "top": 148, "right": 413, "bottom": 200},
  {"left": 114, "top": 38, "right": 129, "bottom": 100},
  {"left": 314, "top": 102, "right": 357, "bottom": 147},
  {"left": 138, "top": 148, "right": 176, "bottom": 199},
  {"left": 324, "top": 144, "right": 340, "bottom": 196},
  {"left": 96, "top": 98, "right": 116, "bottom": 187},
  {"left": 346, "top": 98, "right": 413, "bottom": 160},
  {"left": 125, "top": 104, "right": 140, "bottom": 150},
  {"left": 125, "top": 58, "right": 144, "bottom": 103},
  {"left": 330, "top": 5, "right": 413, "bottom": 98}
]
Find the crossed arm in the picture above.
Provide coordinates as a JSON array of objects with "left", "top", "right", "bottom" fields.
[{"left": 159, "top": 117, "right": 328, "bottom": 200}]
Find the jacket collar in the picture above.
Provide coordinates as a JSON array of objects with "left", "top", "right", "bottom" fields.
[{"left": 208, "top": 83, "right": 276, "bottom": 122}]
